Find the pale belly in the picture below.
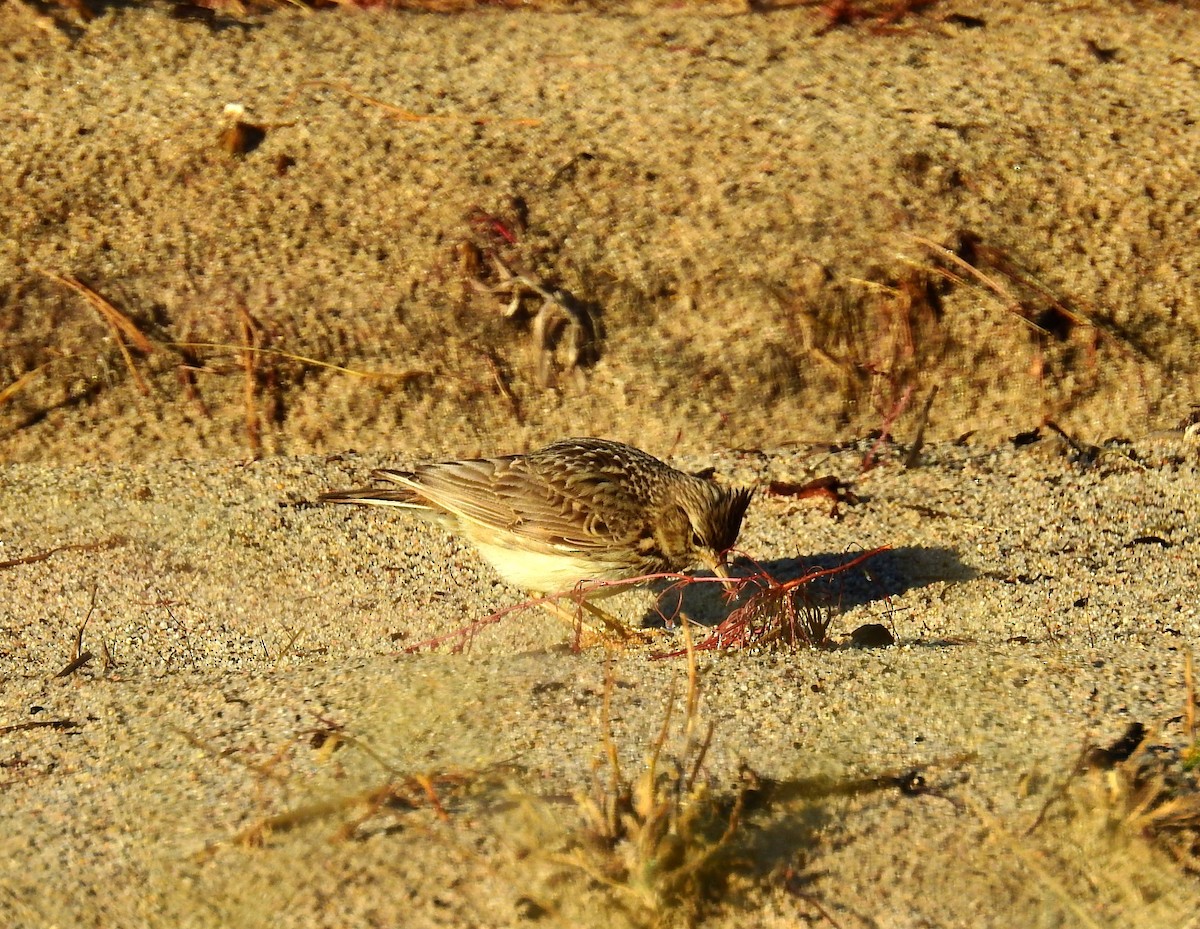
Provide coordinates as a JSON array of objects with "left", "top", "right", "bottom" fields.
[{"left": 471, "top": 540, "right": 634, "bottom": 597}]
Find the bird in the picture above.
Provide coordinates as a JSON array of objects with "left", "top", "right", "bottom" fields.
[{"left": 319, "top": 437, "right": 753, "bottom": 638}]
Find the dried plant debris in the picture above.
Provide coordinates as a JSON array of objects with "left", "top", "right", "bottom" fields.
[
  {"left": 184, "top": 721, "right": 475, "bottom": 855},
  {"left": 508, "top": 640, "right": 974, "bottom": 927},
  {"left": 37, "top": 270, "right": 154, "bottom": 395},
  {"left": 712, "top": 582, "right": 838, "bottom": 651},
  {"left": 219, "top": 120, "right": 267, "bottom": 156},
  {"left": 0, "top": 536, "right": 127, "bottom": 571},
  {"left": 655, "top": 547, "right": 890, "bottom": 658},
  {"left": 912, "top": 232, "right": 1147, "bottom": 363},
  {"left": 529, "top": 642, "right": 756, "bottom": 927},
  {"left": 765, "top": 475, "right": 860, "bottom": 518},
  {"left": 1033, "top": 717, "right": 1200, "bottom": 879},
  {"left": 461, "top": 203, "right": 599, "bottom": 388},
  {"left": 473, "top": 254, "right": 597, "bottom": 387}
]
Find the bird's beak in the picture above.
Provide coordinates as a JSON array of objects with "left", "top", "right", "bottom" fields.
[{"left": 706, "top": 555, "right": 738, "bottom": 595}]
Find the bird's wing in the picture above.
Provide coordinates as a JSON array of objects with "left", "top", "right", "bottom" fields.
[{"left": 390, "top": 456, "right": 631, "bottom": 555}]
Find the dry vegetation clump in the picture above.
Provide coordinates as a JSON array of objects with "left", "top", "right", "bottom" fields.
[
  {"left": 1081, "top": 740, "right": 1200, "bottom": 877},
  {"left": 568, "top": 657, "right": 744, "bottom": 919},
  {"left": 1011, "top": 662, "right": 1200, "bottom": 922},
  {"left": 455, "top": 200, "right": 600, "bottom": 391},
  {"left": 512, "top": 635, "right": 763, "bottom": 927},
  {"left": 1, "top": 190, "right": 584, "bottom": 458},
  {"left": 183, "top": 720, "right": 474, "bottom": 853},
  {"left": 782, "top": 228, "right": 1152, "bottom": 442},
  {"left": 510, "top": 633, "right": 972, "bottom": 926},
  {"left": 1062, "top": 660, "right": 1200, "bottom": 877},
  {"left": 1021, "top": 730, "right": 1200, "bottom": 923},
  {"left": 693, "top": 573, "right": 840, "bottom": 653},
  {"left": 652, "top": 547, "right": 890, "bottom": 658},
  {"left": 0, "top": 269, "right": 427, "bottom": 457}
]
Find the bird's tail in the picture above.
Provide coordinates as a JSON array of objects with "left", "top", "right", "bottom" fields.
[{"left": 317, "top": 469, "right": 425, "bottom": 508}]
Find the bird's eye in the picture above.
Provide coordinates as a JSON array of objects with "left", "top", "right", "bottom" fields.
[{"left": 691, "top": 531, "right": 704, "bottom": 548}]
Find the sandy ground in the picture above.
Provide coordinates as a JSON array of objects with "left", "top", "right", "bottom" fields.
[
  {"left": 3, "top": 0, "right": 1200, "bottom": 461},
  {"left": 4, "top": 436, "right": 1200, "bottom": 928},
  {"left": 3, "top": 1, "right": 1200, "bottom": 927}
]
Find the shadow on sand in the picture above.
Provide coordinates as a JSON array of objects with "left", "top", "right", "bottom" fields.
[{"left": 643, "top": 545, "right": 977, "bottom": 632}]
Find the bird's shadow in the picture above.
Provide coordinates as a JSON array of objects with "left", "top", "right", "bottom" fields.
[{"left": 640, "top": 546, "right": 976, "bottom": 630}]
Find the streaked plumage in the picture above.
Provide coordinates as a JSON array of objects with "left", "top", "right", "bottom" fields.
[{"left": 319, "top": 438, "right": 753, "bottom": 603}]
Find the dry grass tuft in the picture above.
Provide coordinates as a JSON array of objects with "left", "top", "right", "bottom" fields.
[
  {"left": 3, "top": 268, "right": 428, "bottom": 447},
  {"left": 1088, "top": 748, "right": 1200, "bottom": 876},
  {"left": 1016, "top": 662, "right": 1200, "bottom": 919},
  {"left": 37, "top": 270, "right": 153, "bottom": 395},
  {"left": 780, "top": 262, "right": 948, "bottom": 442},
  {"left": 549, "top": 629, "right": 755, "bottom": 926},
  {"left": 1097, "top": 656, "right": 1200, "bottom": 873},
  {"left": 776, "top": 226, "right": 1155, "bottom": 444}
]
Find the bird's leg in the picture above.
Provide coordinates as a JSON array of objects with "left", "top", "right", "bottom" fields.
[{"left": 536, "top": 597, "right": 659, "bottom": 646}]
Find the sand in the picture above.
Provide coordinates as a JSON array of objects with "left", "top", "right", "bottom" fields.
[{"left": 2, "top": 1, "right": 1200, "bottom": 927}]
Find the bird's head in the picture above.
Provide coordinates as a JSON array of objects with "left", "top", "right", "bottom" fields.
[{"left": 662, "top": 481, "right": 754, "bottom": 588}]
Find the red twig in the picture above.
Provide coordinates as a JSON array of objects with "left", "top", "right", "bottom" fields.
[
  {"left": 654, "top": 546, "right": 891, "bottom": 658},
  {"left": 404, "top": 547, "right": 891, "bottom": 656},
  {"left": 861, "top": 384, "right": 915, "bottom": 472}
]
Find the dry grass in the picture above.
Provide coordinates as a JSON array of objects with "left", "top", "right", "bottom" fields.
[
  {"left": 183, "top": 720, "right": 474, "bottom": 853},
  {"left": 777, "top": 225, "right": 1155, "bottom": 446},
  {"left": 783, "top": 263, "right": 949, "bottom": 441},
  {"left": 1, "top": 274, "right": 428, "bottom": 456},
  {"left": 1074, "top": 656, "right": 1200, "bottom": 876},
  {"left": 504, "top": 633, "right": 984, "bottom": 927},
  {"left": 908, "top": 233, "right": 1149, "bottom": 409},
  {"left": 35, "top": 270, "right": 153, "bottom": 395},
  {"left": 999, "top": 743, "right": 1200, "bottom": 925},
  {"left": 523, "top": 629, "right": 758, "bottom": 927},
  {"left": 232, "top": 769, "right": 468, "bottom": 847},
  {"left": 1003, "top": 661, "right": 1200, "bottom": 923},
  {"left": 1088, "top": 749, "right": 1200, "bottom": 877}
]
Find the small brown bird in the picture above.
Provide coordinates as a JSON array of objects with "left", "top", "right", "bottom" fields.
[{"left": 319, "top": 438, "right": 753, "bottom": 633}]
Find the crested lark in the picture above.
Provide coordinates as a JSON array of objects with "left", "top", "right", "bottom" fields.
[{"left": 319, "top": 438, "right": 753, "bottom": 635}]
